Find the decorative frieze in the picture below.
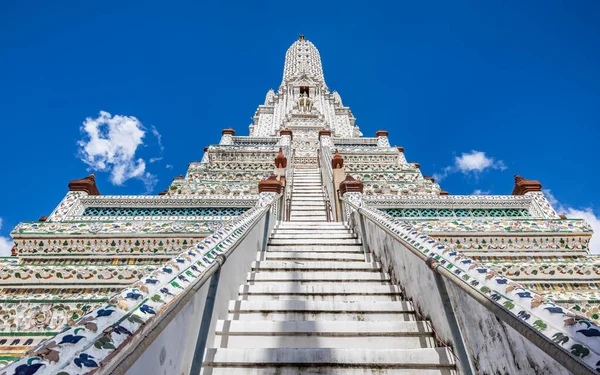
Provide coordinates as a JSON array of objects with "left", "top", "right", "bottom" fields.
[
  {"left": 409, "top": 218, "right": 592, "bottom": 234},
  {"left": 13, "top": 236, "right": 200, "bottom": 257},
  {"left": 12, "top": 220, "right": 225, "bottom": 237},
  {"left": 0, "top": 265, "right": 157, "bottom": 285}
]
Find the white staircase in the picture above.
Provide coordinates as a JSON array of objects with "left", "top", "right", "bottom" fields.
[
  {"left": 289, "top": 169, "right": 327, "bottom": 222},
  {"left": 201, "top": 168, "right": 457, "bottom": 374}
]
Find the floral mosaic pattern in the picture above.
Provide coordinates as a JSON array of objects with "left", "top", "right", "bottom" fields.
[
  {"left": 46, "top": 192, "right": 86, "bottom": 222},
  {"left": 489, "top": 261, "right": 600, "bottom": 280},
  {"left": 437, "top": 235, "right": 590, "bottom": 251},
  {"left": 0, "top": 302, "right": 100, "bottom": 332},
  {"left": 12, "top": 220, "right": 225, "bottom": 236},
  {"left": 0, "top": 265, "right": 157, "bottom": 285},
  {"left": 13, "top": 237, "right": 202, "bottom": 256},
  {"left": 343, "top": 192, "right": 600, "bottom": 372},
  {"left": 409, "top": 218, "right": 592, "bottom": 234},
  {"left": 0, "top": 287, "right": 121, "bottom": 301},
  {"left": 529, "top": 191, "right": 561, "bottom": 219}
]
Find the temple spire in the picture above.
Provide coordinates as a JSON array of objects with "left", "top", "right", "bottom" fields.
[{"left": 281, "top": 36, "right": 326, "bottom": 87}]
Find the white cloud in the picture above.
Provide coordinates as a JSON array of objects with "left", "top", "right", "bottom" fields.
[
  {"left": 152, "top": 126, "right": 164, "bottom": 152},
  {"left": 149, "top": 157, "right": 163, "bottom": 164},
  {"left": 0, "top": 218, "right": 14, "bottom": 257},
  {"left": 456, "top": 151, "right": 507, "bottom": 173},
  {"left": 434, "top": 150, "right": 506, "bottom": 181},
  {"left": 165, "top": 164, "right": 173, "bottom": 169},
  {"left": 544, "top": 189, "right": 600, "bottom": 254},
  {"left": 77, "top": 111, "right": 158, "bottom": 192},
  {"left": 472, "top": 189, "right": 491, "bottom": 195}
]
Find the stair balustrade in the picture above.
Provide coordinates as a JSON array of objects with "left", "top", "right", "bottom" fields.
[
  {"left": 3, "top": 193, "right": 283, "bottom": 375},
  {"left": 341, "top": 192, "right": 600, "bottom": 375}
]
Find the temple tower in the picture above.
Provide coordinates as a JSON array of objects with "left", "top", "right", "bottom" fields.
[{"left": 2, "top": 36, "right": 599, "bottom": 375}]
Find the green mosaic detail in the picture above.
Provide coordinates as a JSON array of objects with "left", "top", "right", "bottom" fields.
[
  {"left": 82, "top": 207, "right": 249, "bottom": 217},
  {"left": 383, "top": 208, "right": 531, "bottom": 218}
]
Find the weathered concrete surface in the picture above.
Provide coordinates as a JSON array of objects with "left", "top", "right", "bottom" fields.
[{"left": 351, "top": 214, "right": 573, "bottom": 375}]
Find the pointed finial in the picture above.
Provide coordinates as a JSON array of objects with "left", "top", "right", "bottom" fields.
[{"left": 299, "top": 34, "right": 305, "bottom": 40}]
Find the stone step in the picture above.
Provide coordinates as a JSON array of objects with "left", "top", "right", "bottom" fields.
[
  {"left": 228, "top": 300, "right": 414, "bottom": 314},
  {"left": 290, "top": 214, "right": 327, "bottom": 217},
  {"left": 212, "top": 320, "right": 435, "bottom": 349},
  {"left": 291, "top": 206, "right": 327, "bottom": 212},
  {"left": 202, "top": 368, "right": 455, "bottom": 375},
  {"left": 289, "top": 211, "right": 328, "bottom": 217},
  {"left": 238, "top": 283, "right": 402, "bottom": 299},
  {"left": 273, "top": 228, "right": 350, "bottom": 234},
  {"left": 290, "top": 218, "right": 328, "bottom": 222},
  {"left": 289, "top": 210, "right": 327, "bottom": 215},
  {"left": 269, "top": 238, "right": 361, "bottom": 245},
  {"left": 289, "top": 209, "right": 327, "bottom": 213},
  {"left": 240, "top": 294, "right": 398, "bottom": 302},
  {"left": 247, "top": 271, "right": 389, "bottom": 282},
  {"left": 267, "top": 244, "right": 361, "bottom": 253},
  {"left": 289, "top": 201, "right": 326, "bottom": 206},
  {"left": 270, "top": 233, "right": 355, "bottom": 239},
  {"left": 202, "top": 348, "right": 455, "bottom": 372},
  {"left": 264, "top": 251, "right": 364, "bottom": 261},
  {"left": 291, "top": 196, "right": 326, "bottom": 200},
  {"left": 276, "top": 222, "right": 348, "bottom": 227},
  {"left": 289, "top": 214, "right": 328, "bottom": 218},
  {"left": 289, "top": 207, "right": 327, "bottom": 212},
  {"left": 251, "top": 261, "right": 380, "bottom": 272}
]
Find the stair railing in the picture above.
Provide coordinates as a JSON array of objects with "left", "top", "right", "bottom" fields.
[
  {"left": 340, "top": 193, "right": 599, "bottom": 375},
  {"left": 5, "top": 193, "right": 282, "bottom": 375},
  {"left": 284, "top": 149, "right": 295, "bottom": 221},
  {"left": 322, "top": 184, "right": 333, "bottom": 222},
  {"left": 317, "top": 146, "right": 337, "bottom": 221}
]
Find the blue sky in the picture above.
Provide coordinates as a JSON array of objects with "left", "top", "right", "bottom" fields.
[{"left": 1, "top": 1, "right": 599, "bottom": 253}]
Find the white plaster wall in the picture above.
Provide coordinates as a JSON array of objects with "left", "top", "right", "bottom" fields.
[
  {"left": 350, "top": 212, "right": 573, "bottom": 375},
  {"left": 123, "top": 280, "right": 211, "bottom": 375},
  {"left": 124, "top": 212, "right": 270, "bottom": 375}
]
